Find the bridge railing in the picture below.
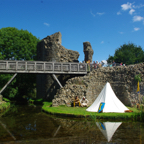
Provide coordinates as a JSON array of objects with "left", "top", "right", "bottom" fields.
[{"left": 0, "top": 60, "right": 87, "bottom": 74}]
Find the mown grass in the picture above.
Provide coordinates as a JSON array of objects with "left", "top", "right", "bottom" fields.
[{"left": 42, "top": 102, "right": 144, "bottom": 121}]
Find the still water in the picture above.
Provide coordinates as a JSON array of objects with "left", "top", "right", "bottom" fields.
[{"left": 0, "top": 104, "right": 144, "bottom": 144}]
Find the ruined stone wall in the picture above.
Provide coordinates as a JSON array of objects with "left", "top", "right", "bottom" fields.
[
  {"left": 37, "top": 32, "right": 80, "bottom": 100},
  {"left": 52, "top": 63, "right": 144, "bottom": 107},
  {"left": 83, "top": 42, "right": 94, "bottom": 62}
]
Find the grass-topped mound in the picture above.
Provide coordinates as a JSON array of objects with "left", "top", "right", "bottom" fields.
[{"left": 42, "top": 102, "right": 144, "bottom": 122}]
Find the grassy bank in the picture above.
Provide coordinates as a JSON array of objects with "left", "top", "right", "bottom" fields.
[{"left": 42, "top": 102, "right": 144, "bottom": 121}]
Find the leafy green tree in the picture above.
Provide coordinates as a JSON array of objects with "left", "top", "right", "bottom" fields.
[
  {"left": 107, "top": 43, "right": 144, "bottom": 65},
  {"left": 107, "top": 55, "right": 114, "bottom": 63},
  {"left": 0, "top": 27, "right": 39, "bottom": 60},
  {"left": 0, "top": 27, "right": 40, "bottom": 99}
]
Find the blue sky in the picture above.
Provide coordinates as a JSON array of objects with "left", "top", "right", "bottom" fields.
[{"left": 0, "top": 0, "right": 144, "bottom": 62}]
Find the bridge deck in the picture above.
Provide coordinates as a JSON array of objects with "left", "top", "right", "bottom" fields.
[{"left": 0, "top": 60, "right": 87, "bottom": 74}]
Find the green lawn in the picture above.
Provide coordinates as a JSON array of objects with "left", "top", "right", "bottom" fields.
[{"left": 42, "top": 102, "right": 144, "bottom": 121}]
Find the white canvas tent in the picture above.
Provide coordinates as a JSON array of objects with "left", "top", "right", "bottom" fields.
[
  {"left": 86, "top": 82, "right": 129, "bottom": 113},
  {"left": 96, "top": 122, "right": 122, "bottom": 142}
]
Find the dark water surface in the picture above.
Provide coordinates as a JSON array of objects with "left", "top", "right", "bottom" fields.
[{"left": 0, "top": 104, "right": 144, "bottom": 144}]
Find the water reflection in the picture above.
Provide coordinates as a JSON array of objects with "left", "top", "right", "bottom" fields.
[
  {"left": 96, "top": 122, "right": 122, "bottom": 142},
  {"left": 0, "top": 120, "right": 16, "bottom": 141},
  {"left": 0, "top": 105, "right": 143, "bottom": 144}
]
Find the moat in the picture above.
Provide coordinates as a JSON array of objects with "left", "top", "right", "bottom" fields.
[{"left": 0, "top": 104, "right": 144, "bottom": 144}]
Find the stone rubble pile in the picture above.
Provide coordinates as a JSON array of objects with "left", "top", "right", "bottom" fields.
[{"left": 52, "top": 63, "right": 144, "bottom": 107}]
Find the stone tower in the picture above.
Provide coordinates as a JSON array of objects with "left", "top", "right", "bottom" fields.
[
  {"left": 83, "top": 42, "right": 94, "bottom": 62},
  {"left": 37, "top": 32, "right": 61, "bottom": 62},
  {"left": 36, "top": 32, "right": 79, "bottom": 100}
]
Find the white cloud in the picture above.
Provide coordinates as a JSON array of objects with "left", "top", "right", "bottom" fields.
[
  {"left": 121, "top": 2, "right": 132, "bottom": 11},
  {"left": 119, "top": 2, "right": 144, "bottom": 19},
  {"left": 117, "top": 11, "right": 121, "bottom": 15},
  {"left": 133, "top": 4, "right": 144, "bottom": 9},
  {"left": 101, "top": 41, "right": 104, "bottom": 44},
  {"left": 97, "top": 12, "right": 105, "bottom": 16},
  {"left": 44, "top": 23, "right": 50, "bottom": 26},
  {"left": 134, "top": 27, "right": 140, "bottom": 31},
  {"left": 129, "top": 9, "right": 135, "bottom": 15},
  {"left": 133, "top": 16, "right": 144, "bottom": 22},
  {"left": 119, "top": 32, "right": 124, "bottom": 34},
  {"left": 90, "top": 10, "right": 95, "bottom": 17}
]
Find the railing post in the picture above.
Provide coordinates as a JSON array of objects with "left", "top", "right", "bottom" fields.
[
  {"left": 44, "top": 62, "right": 45, "bottom": 71},
  {"left": 69, "top": 63, "right": 71, "bottom": 72},
  {"left": 16, "top": 61, "right": 18, "bottom": 71},
  {"left": 6, "top": 61, "right": 8, "bottom": 70},
  {"left": 61, "top": 63, "right": 63, "bottom": 72},
  {"left": 35, "top": 62, "right": 36, "bottom": 71},
  {"left": 25, "top": 62, "right": 27, "bottom": 71},
  {"left": 52, "top": 62, "right": 54, "bottom": 72},
  {"left": 77, "top": 63, "right": 79, "bottom": 72}
]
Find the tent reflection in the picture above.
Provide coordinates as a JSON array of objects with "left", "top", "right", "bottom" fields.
[{"left": 96, "top": 122, "right": 122, "bottom": 142}]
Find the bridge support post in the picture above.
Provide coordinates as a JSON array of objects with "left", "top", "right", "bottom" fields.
[
  {"left": 0, "top": 73, "right": 17, "bottom": 94},
  {"left": 52, "top": 74, "right": 63, "bottom": 88}
]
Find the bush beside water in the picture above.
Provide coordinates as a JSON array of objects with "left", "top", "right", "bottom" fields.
[{"left": 0, "top": 101, "right": 10, "bottom": 114}]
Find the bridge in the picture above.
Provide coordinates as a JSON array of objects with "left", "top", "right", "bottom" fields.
[
  {"left": 0, "top": 60, "right": 87, "bottom": 74},
  {"left": 0, "top": 60, "right": 88, "bottom": 94}
]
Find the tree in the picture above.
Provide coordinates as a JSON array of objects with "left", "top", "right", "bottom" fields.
[
  {"left": 107, "top": 55, "right": 114, "bottom": 63},
  {"left": 0, "top": 27, "right": 39, "bottom": 60},
  {"left": 0, "top": 27, "right": 40, "bottom": 99},
  {"left": 107, "top": 43, "right": 144, "bottom": 65}
]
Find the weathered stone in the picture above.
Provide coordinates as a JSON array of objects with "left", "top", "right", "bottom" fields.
[
  {"left": 52, "top": 63, "right": 144, "bottom": 107},
  {"left": 37, "top": 32, "right": 80, "bottom": 100},
  {"left": 83, "top": 42, "right": 94, "bottom": 62}
]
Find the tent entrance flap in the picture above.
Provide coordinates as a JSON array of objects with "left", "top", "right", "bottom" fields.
[{"left": 98, "top": 102, "right": 105, "bottom": 113}]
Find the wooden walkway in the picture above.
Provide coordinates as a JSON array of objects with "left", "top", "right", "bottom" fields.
[{"left": 0, "top": 60, "right": 87, "bottom": 74}]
